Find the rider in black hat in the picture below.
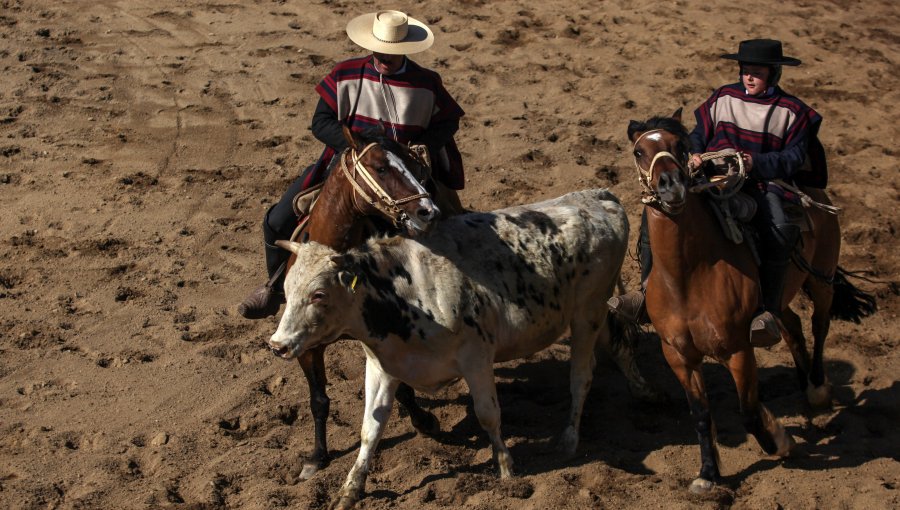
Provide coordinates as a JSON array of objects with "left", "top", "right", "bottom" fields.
[{"left": 609, "top": 39, "right": 826, "bottom": 348}]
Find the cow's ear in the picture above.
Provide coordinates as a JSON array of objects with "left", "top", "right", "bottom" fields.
[
  {"left": 337, "top": 270, "right": 360, "bottom": 293},
  {"left": 672, "top": 107, "right": 683, "bottom": 124}
]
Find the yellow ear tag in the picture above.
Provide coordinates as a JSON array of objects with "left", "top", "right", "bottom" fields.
[{"left": 350, "top": 275, "right": 358, "bottom": 293}]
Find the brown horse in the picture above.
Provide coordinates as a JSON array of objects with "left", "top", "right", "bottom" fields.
[
  {"left": 288, "top": 125, "right": 464, "bottom": 479},
  {"left": 627, "top": 110, "right": 875, "bottom": 492}
]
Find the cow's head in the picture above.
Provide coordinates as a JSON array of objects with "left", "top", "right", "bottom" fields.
[{"left": 267, "top": 240, "right": 362, "bottom": 359}]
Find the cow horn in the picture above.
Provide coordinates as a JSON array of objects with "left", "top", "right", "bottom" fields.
[{"left": 275, "top": 240, "right": 303, "bottom": 254}]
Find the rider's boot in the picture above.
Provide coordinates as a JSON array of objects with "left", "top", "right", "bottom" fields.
[
  {"left": 238, "top": 242, "right": 288, "bottom": 320},
  {"left": 608, "top": 210, "right": 652, "bottom": 324},
  {"left": 750, "top": 224, "right": 801, "bottom": 347}
]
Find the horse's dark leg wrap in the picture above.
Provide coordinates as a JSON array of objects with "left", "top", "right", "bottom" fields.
[
  {"left": 688, "top": 398, "right": 721, "bottom": 483},
  {"left": 395, "top": 383, "right": 439, "bottom": 435}
]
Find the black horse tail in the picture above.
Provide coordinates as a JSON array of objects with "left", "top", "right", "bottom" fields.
[
  {"left": 606, "top": 310, "right": 641, "bottom": 354},
  {"left": 828, "top": 266, "right": 878, "bottom": 323}
]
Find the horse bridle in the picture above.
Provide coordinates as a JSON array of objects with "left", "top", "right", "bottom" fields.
[
  {"left": 632, "top": 129, "right": 695, "bottom": 213},
  {"left": 632, "top": 129, "right": 748, "bottom": 213},
  {"left": 339, "top": 142, "right": 431, "bottom": 226}
]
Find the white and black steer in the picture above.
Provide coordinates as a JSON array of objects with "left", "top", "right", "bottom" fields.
[{"left": 270, "top": 189, "right": 630, "bottom": 509}]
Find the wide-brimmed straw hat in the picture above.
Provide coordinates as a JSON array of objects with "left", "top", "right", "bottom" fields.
[
  {"left": 721, "top": 39, "right": 802, "bottom": 66},
  {"left": 346, "top": 10, "right": 434, "bottom": 55}
]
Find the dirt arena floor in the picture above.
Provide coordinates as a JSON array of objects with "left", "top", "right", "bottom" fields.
[{"left": 1, "top": 0, "right": 897, "bottom": 508}]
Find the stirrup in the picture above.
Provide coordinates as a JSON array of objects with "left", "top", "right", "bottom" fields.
[
  {"left": 750, "top": 311, "right": 781, "bottom": 347},
  {"left": 607, "top": 291, "right": 649, "bottom": 324}
]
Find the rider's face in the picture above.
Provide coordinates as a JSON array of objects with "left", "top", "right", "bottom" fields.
[
  {"left": 741, "top": 64, "right": 771, "bottom": 96},
  {"left": 372, "top": 53, "right": 405, "bottom": 75}
]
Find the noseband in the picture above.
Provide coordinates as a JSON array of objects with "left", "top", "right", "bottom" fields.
[{"left": 340, "top": 142, "right": 432, "bottom": 226}]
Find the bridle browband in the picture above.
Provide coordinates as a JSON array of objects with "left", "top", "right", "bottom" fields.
[{"left": 339, "top": 142, "right": 431, "bottom": 226}]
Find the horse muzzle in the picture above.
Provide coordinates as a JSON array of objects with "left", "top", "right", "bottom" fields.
[{"left": 656, "top": 171, "right": 687, "bottom": 214}]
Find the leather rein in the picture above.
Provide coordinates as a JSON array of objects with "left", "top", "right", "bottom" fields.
[{"left": 339, "top": 142, "right": 431, "bottom": 227}]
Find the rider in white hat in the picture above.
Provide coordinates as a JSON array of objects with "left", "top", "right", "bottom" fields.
[{"left": 239, "top": 10, "right": 465, "bottom": 319}]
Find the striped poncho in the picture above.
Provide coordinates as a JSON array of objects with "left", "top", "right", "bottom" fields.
[
  {"left": 304, "top": 56, "right": 466, "bottom": 189},
  {"left": 689, "top": 83, "right": 827, "bottom": 187}
]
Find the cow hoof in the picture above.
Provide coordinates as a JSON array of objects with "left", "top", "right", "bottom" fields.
[
  {"left": 689, "top": 477, "right": 715, "bottom": 494},
  {"left": 329, "top": 495, "right": 358, "bottom": 510},
  {"left": 557, "top": 427, "right": 579, "bottom": 456},
  {"left": 410, "top": 411, "right": 440, "bottom": 437},
  {"left": 806, "top": 381, "right": 832, "bottom": 410}
]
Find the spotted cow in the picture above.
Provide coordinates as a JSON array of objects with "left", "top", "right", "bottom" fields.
[{"left": 270, "top": 189, "right": 631, "bottom": 509}]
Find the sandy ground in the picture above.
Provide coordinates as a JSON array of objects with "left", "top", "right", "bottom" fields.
[{"left": 1, "top": 0, "right": 898, "bottom": 508}]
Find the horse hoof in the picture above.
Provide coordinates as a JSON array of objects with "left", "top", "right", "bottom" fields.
[
  {"left": 689, "top": 478, "right": 715, "bottom": 494},
  {"left": 775, "top": 432, "right": 797, "bottom": 458},
  {"left": 299, "top": 457, "right": 328, "bottom": 481},
  {"left": 806, "top": 381, "right": 833, "bottom": 410}
]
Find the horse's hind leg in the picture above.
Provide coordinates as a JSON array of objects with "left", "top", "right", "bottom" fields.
[
  {"left": 727, "top": 349, "right": 795, "bottom": 457},
  {"left": 805, "top": 277, "right": 835, "bottom": 408},
  {"left": 780, "top": 307, "right": 811, "bottom": 389},
  {"left": 660, "top": 342, "right": 721, "bottom": 493},
  {"left": 297, "top": 345, "right": 330, "bottom": 479},
  {"left": 395, "top": 383, "right": 439, "bottom": 435}
]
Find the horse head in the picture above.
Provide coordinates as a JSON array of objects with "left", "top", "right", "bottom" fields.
[
  {"left": 627, "top": 109, "right": 693, "bottom": 215},
  {"left": 340, "top": 124, "right": 439, "bottom": 235}
]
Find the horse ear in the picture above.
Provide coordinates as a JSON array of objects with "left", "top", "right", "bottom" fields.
[
  {"left": 627, "top": 120, "right": 644, "bottom": 143},
  {"left": 342, "top": 123, "right": 362, "bottom": 151},
  {"left": 672, "top": 107, "right": 683, "bottom": 124}
]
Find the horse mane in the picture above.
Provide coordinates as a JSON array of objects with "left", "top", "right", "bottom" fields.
[
  {"left": 355, "top": 128, "right": 407, "bottom": 157},
  {"left": 325, "top": 127, "right": 408, "bottom": 174},
  {"left": 629, "top": 115, "right": 691, "bottom": 157}
]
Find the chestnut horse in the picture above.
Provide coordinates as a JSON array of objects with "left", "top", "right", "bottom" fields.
[
  {"left": 627, "top": 111, "right": 875, "bottom": 492},
  {"left": 288, "top": 125, "right": 464, "bottom": 479}
]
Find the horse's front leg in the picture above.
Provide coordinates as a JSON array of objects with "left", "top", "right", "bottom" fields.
[
  {"left": 727, "top": 348, "right": 795, "bottom": 457},
  {"left": 297, "top": 344, "right": 330, "bottom": 479},
  {"left": 780, "top": 307, "right": 811, "bottom": 389},
  {"left": 331, "top": 350, "right": 399, "bottom": 510},
  {"left": 394, "top": 382, "right": 439, "bottom": 435},
  {"left": 660, "top": 341, "right": 721, "bottom": 493}
]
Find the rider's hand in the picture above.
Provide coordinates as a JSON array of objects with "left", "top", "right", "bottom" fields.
[{"left": 688, "top": 154, "right": 702, "bottom": 170}]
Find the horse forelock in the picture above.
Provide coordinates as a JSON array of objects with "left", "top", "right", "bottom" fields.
[{"left": 635, "top": 116, "right": 691, "bottom": 159}]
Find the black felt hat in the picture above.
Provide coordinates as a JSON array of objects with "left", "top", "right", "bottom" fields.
[{"left": 721, "top": 39, "right": 801, "bottom": 66}]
